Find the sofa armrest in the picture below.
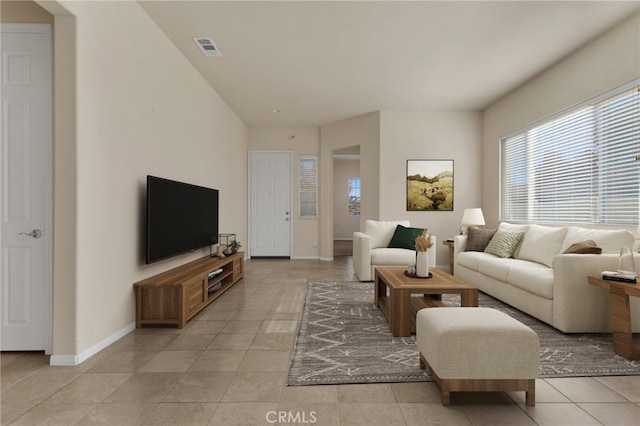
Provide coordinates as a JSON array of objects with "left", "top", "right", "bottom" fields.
[
  {"left": 453, "top": 235, "right": 467, "bottom": 258},
  {"left": 552, "top": 254, "right": 620, "bottom": 332},
  {"left": 353, "top": 231, "right": 373, "bottom": 281}
]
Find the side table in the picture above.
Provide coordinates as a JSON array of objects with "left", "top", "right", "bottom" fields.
[
  {"left": 442, "top": 240, "right": 455, "bottom": 274},
  {"left": 587, "top": 276, "right": 640, "bottom": 360}
]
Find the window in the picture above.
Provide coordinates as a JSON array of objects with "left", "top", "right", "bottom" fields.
[
  {"left": 502, "top": 82, "right": 640, "bottom": 226},
  {"left": 299, "top": 155, "right": 317, "bottom": 218},
  {"left": 348, "top": 178, "right": 361, "bottom": 216}
]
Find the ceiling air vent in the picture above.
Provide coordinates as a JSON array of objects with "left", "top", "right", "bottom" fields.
[{"left": 193, "top": 37, "right": 222, "bottom": 57}]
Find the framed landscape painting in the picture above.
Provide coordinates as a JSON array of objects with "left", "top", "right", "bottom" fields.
[{"left": 406, "top": 160, "right": 454, "bottom": 211}]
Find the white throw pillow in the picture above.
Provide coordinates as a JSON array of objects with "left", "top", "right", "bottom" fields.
[
  {"left": 518, "top": 224, "right": 568, "bottom": 267},
  {"left": 364, "top": 220, "right": 410, "bottom": 249},
  {"left": 560, "top": 226, "right": 634, "bottom": 254}
]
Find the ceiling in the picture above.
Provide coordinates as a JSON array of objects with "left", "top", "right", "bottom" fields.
[{"left": 139, "top": 1, "right": 640, "bottom": 128}]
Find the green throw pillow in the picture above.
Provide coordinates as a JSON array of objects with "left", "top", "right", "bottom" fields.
[
  {"left": 484, "top": 230, "right": 525, "bottom": 258},
  {"left": 387, "top": 225, "right": 425, "bottom": 250}
]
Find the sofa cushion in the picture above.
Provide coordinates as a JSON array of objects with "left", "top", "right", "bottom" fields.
[
  {"left": 388, "top": 225, "right": 424, "bottom": 250},
  {"left": 371, "top": 247, "right": 416, "bottom": 266},
  {"left": 507, "top": 260, "right": 554, "bottom": 300},
  {"left": 476, "top": 255, "right": 512, "bottom": 282},
  {"left": 562, "top": 240, "right": 602, "bottom": 254},
  {"left": 364, "top": 220, "right": 410, "bottom": 249},
  {"left": 517, "top": 224, "right": 568, "bottom": 267},
  {"left": 498, "top": 223, "right": 529, "bottom": 258},
  {"left": 560, "top": 226, "right": 634, "bottom": 254},
  {"left": 456, "top": 251, "right": 485, "bottom": 271},
  {"left": 484, "top": 230, "right": 525, "bottom": 258},
  {"left": 465, "top": 227, "right": 497, "bottom": 252}
]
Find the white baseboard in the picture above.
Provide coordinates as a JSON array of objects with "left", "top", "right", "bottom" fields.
[
  {"left": 291, "top": 255, "right": 319, "bottom": 260},
  {"left": 49, "top": 322, "right": 136, "bottom": 366}
]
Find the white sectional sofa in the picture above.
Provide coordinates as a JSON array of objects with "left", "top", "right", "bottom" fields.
[
  {"left": 353, "top": 220, "right": 436, "bottom": 281},
  {"left": 454, "top": 223, "right": 640, "bottom": 333}
]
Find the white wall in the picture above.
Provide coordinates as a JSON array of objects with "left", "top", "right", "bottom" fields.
[
  {"left": 248, "top": 127, "right": 320, "bottom": 258},
  {"left": 482, "top": 12, "right": 640, "bottom": 228},
  {"left": 333, "top": 159, "right": 360, "bottom": 239},
  {"left": 42, "top": 1, "right": 248, "bottom": 361},
  {"left": 379, "top": 110, "right": 482, "bottom": 266}
]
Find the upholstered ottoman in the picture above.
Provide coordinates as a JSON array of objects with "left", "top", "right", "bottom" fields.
[{"left": 417, "top": 307, "right": 539, "bottom": 405}]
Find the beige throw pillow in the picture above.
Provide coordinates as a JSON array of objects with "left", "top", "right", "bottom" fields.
[{"left": 562, "top": 240, "right": 602, "bottom": 254}]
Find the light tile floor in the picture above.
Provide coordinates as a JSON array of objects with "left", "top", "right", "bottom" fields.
[{"left": 2, "top": 257, "right": 639, "bottom": 425}]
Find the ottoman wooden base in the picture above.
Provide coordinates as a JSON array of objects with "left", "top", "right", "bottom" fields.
[{"left": 420, "top": 353, "right": 536, "bottom": 406}]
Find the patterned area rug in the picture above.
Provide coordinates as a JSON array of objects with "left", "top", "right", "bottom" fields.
[{"left": 287, "top": 281, "right": 640, "bottom": 386}]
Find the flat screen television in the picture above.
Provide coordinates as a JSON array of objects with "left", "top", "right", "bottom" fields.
[{"left": 146, "top": 175, "right": 219, "bottom": 264}]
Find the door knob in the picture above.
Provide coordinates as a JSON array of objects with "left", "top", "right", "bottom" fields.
[{"left": 19, "top": 229, "right": 42, "bottom": 238}]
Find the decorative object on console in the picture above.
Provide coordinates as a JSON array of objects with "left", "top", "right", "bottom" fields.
[
  {"left": 459, "top": 207, "right": 485, "bottom": 234},
  {"left": 406, "top": 160, "right": 454, "bottom": 211},
  {"left": 617, "top": 246, "right": 637, "bottom": 279},
  {"left": 601, "top": 271, "right": 637, "bottom": 284},
  {"left": 414, "top": 229, "right": 433, "bottom": 277},
  {"left": 228, "top": 239, "right": 242, "bottom": 254},
  {"left": 213, "top": 233, "right": 237, "bottom": 258},
  {"left": 211, "top": 236, "right": 225, "bottom": 258}
]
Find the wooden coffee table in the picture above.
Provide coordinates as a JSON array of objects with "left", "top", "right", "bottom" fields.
[{"left": 374, "top": 267, "right": 479, "bottom": 337}]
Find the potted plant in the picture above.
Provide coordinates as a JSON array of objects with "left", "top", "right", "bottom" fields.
[{"left": 228, "top": 240, "right": 242, "bottom": 254}]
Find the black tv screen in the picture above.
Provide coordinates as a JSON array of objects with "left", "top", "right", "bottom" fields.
[{"left": 146, "top": 175, "right": 219, "bottom": 264}]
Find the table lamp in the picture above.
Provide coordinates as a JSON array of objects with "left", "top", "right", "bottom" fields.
[{"left": 460, "top": 208, "right": 485, "bottom": 234}]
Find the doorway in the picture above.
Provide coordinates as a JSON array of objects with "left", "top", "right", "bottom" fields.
[{"left": 332, "top": 148, "right": 360, "bottom": 257}]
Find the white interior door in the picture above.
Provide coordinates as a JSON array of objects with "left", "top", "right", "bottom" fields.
[
  {"left": 1, "top": 24, "right": 53, "bottom": 352},
  {"left": 249, "top": 152, "right": 292, "bottom": 257}
]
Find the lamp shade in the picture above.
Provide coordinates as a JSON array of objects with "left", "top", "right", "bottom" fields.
[{"left": 461, "top": 208, "right": 485, "bottom": 227}]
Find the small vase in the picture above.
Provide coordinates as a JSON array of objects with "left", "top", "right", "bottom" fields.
[
  {"left": 618, "top": 246, "right": 636, "bottom": 278},
  {"left": 416, "top": 250, "right": 429, "bottom": 277}
]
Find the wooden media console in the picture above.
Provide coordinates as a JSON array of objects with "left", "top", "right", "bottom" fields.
[{"left": 134, "top": 251, "right": 244, "bottom": 328}]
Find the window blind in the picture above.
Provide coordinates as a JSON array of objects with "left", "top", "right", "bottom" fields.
[
  {"left": 502, "top": 82, "right": 640, "bottom": 226},
  {"left": 299, "top": 155, "right": 317, "bottom": 218}
]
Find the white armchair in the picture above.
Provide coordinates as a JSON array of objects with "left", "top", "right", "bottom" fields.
[{"left": 353, "top": 220, "right": 437, "bottom": 281}]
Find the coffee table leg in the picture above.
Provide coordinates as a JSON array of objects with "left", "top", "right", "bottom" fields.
[
  {"left": 389, "top": 289, "right": 410, "bottom": 337},
  {"left": 374, "top": 273, "right": 386, "bottom": 308},
  {"left": 461, "top": 289, "right": 479, "bottom": 307}
]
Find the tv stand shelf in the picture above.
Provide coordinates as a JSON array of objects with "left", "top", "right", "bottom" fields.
[{"left": 134, "top": 252, "right": 244, "bottom": 328}]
